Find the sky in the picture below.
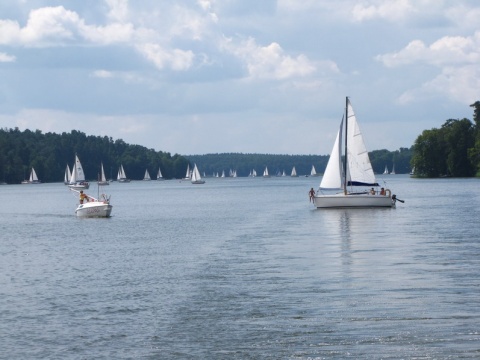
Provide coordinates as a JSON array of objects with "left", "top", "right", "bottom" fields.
[{"left": 0, "top": 0, "right": 479, "bottom": 156}]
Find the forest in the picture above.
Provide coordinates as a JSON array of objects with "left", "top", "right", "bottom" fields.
[
  {"left": 0, "top": 128, "right": 189, "bottom": 184},
  {"left": 411, "top": 100, "right": 480, "bottom": 177}
]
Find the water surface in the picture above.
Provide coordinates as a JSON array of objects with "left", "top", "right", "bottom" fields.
[{"left": 1, "top": 175, "right": 479, "bottom": 358}]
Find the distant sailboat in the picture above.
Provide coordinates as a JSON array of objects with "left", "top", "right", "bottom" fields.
[
  {"left": 69, "top": 154, "right": 89, "bottom": 190},
  {"left": 310, "top": 165, "right": 318, "bottom": 177},
  {"left": 184, "top": 164, "right": 191, "bottom": 180},
  {"left": 191, "top": 164, "right": 205, "bottom": 184},
  {"left": 64, "top": 164, "right": 71, "bottom": 185},
  {"left": 383, "top": 165, "right": 389, "bottom": 175},
  {"left": 143, "top": 169, "right": 151, "bottom": 181},
  {"left": 291, "top": 166, "right": 298, "bottom": 177},
  {"left": 263, "top": 166, "right": 270, "bottom": 178},
  {"left": 98, "top": 162, "right": 109, "bottom": 185},
  {"left": 23, "top": 167, "right": 41, "bottom": 184},
  {"left": 390, "top": 164, "right": 396, "bottom": 175},
  {"left": 156, "top": 167, "right": 164, "bottom": 180},
  {"left": 117, "top": 164, "right": 130, "bottom": 183}
]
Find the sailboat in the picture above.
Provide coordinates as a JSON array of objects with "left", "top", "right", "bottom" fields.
[
  {"left": 64, "top": 164, "right": 71, "bottom": 185},
  {"left": 291, "top": 166, "right": 298, "bottom": 177},
  {"left": 156, "top": 167, "right": 164, "bottom": 180},
  {"left": 313, "top": 97, "right": 398, "bottom": 208},
  {"left": 184, "top": 164, "right": 191, "bottom": 180},
  {"left": 310, "top": 165, "right": 318, "bottom": 177},
  {"left": 263, "top": 166, "right": 270, "bottom": 178},
  {"left": 23, "top": 167, "right": 41, "bottom": 184},
  {"left": 98, "top": 162, "right": 109, "bottom": 185},
  {"left": 117, "top": 164, "right": 130, "bottom": 183},
  {"left": 383, "top": 165, "right": 389, "bottom": 175},
  {"left": 191, "top": 163, "right": 205, "bottom": 184},
  {"left": 390, "top": 164, "right": 396, "bottom": 175},
  {"left": 69, "top": 154, "right": 89, "bottom": 190},
  {"left": 143, "top": 169, "right": 151, "bottom": 181}
]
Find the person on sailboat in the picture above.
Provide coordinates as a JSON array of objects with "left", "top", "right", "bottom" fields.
[
  {"left": 309, "top": 188, "right": 316, "bottom": 202},
  {"left": 79, "top": 190, "right": 90, "bottom": 204},
  {"left": 380, "top": 187, "right": 386, "bottom": 196}
]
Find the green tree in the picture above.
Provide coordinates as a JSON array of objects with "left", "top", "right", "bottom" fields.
[{"left": 469, "top": 101, "right": 480, "bottom": 175}]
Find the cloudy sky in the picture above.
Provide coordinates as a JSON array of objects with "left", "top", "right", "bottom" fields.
[{"left": 0, "top": 0, "right": 479, "bottom": 155}]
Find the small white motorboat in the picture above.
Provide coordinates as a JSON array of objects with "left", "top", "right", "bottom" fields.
[{"left": 70, "top": 188, "right": 112, "bottom": 218}]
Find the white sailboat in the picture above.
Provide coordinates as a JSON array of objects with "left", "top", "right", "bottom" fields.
[
  {"left": 383, "top": 165, "right": 389, "bottom": 175},
  {"left": 64, "top": 164, "right": 71, "bottom": 185},
  {"left": 23, "top": 167, "right": 41, "bottom": 184},
  {"left": 291, "top": 166, "right": 298, "bottom": 177},
  {"left": 263, "top": 166, "right": 270, "bottom": 178},
  {"left": 117, "top": 164, "right": 130, "bottom": 183},
  {"left": 143, "top": 169, "right": 151, "bottom": 181},
  {"left": 191, "top": 163, "right": 205, "bottom": 184},
  {"left": 69, "top": 154, "right": 89, "bottom": 190},
  {"left": 184, "top": 164, "right": 191, "bottom": 180},
  {"left": 313, "top": 97, "right": 399, "bottom": 208},
  {"left": 310, "top": 165, "right": 318, "bottom": 177},
  {"left": 98, "top": 162, "right": 109, "bottom": 185},
  {"left": 390, "top": 164, "right": 396, "bottom": 175},
  {"left": 156, "top": 167, "right": 164, "bottom": 180}
]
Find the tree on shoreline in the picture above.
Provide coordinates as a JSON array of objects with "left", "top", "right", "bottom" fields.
[{"left": 411, "top": 101, "right": 479, "bottom": 177}]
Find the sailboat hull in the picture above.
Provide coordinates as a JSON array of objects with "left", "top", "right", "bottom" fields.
[
  {"left": 314, "top": 193, "right": 394, "bottom": 208},
  {"left": 68, "top": 182, "right": 90, "bottom": 190},
  {"left": 75, "top": 201, "right": 113, "bottom": 217}
]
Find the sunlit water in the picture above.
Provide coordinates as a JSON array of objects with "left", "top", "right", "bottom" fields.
[{"left": 1, "top": 175, "right": 479, "bottom": 359}]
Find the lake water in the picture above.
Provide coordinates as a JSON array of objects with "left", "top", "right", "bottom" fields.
[{"left": 1, "top": 175, "right": 479, "bottom": 359}]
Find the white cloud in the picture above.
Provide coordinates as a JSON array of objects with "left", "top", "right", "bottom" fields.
[
  {"left": 136, "top": 43, "right": 194, "bottom": 71},
  {"left": 0, "top": 52, "right": 15, "bottom": 62},
  {"left": 398, "top": 65, "right": 480, "bottom": 105},
  {"left": 92, "top": 70, "right": 114, "bottom": 78},
  {"left": 352, "top": 0, "right": 416, "bottom": 22},
  {"left": 377, "top": 31, "right": 480, "bottom": 67},
  {"left": 106, "top": 0, "right": 129, "bottom": 22},
  {"left": 0, "top": 6, "right": 135, "bottom": 46},
  {"left": 222, "top": 37, "right": 316, "bottom": 80}
]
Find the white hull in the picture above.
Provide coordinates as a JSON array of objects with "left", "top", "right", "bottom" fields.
[
  {"left": 75, "top": 201, "right": 112, "bottom": 217},
  {"left": 191, "top": 180, "right": 205, "bottom": 184},
  {"left": 98, "top": 181, "right": 110, "bottom": 185},
  {"left": 68, "top": 182, "right": 90, "bottom": 190},
  {"left": 314, "top": 193, "right": 394, "bottom": 208}
]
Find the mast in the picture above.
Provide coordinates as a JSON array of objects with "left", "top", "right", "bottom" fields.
[{"left": 343, "top": 97, "right": 349, "bottom": 194}]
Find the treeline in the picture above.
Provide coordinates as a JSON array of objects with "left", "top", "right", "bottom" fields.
[
  {"left": 0, "top": 128, "right": 189, "bottom": 183},
  {"left": 186, "top": 148, "right": 413, "bottom": 177},
  {"left": 4, "top": 99, "right": 478, "bottom": 184},
  {"left": 411, "top": 101, "right": 480, "bottom": 177}
]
